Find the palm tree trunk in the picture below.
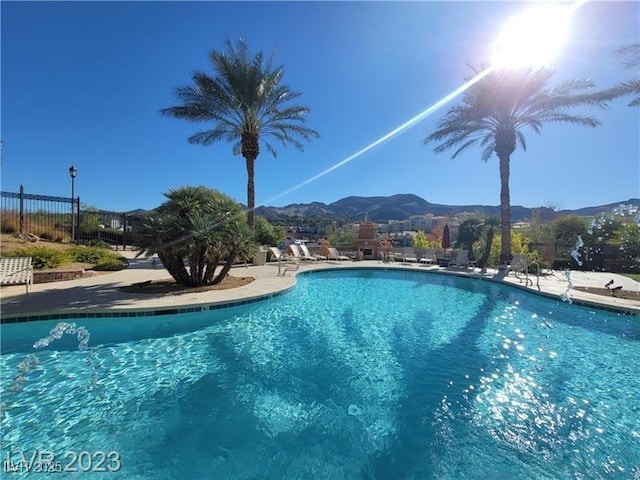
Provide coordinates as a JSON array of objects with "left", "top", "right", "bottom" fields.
[
  {"left": 160, "top": 252, "right": 193, "bottom": 286},
  {"left": 499, "top": 153, "right": 511, "bottom": 265},
  {"left": 212, "top": 246, "right": 239, "bottom": 285},
  {"left": 245, "top": 156, "right": 256, "bottom": 228},
  {"left": 478, "top": 226, "right": 494, "bottom": 271},
  {"left": 203, "top": 255, "right": 220, "bottom": 284},
  {"left": 242, "top": 132, "right": 260, "bottom": 229}
]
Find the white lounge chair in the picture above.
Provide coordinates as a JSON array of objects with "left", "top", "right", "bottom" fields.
[
  {"left": 300, "top": 244, "right": 326, "bottom": 261},
  {"left": 419, "top": 249, "right": 438, "bottom": 266},
  {"left": 403, "top": 247, "right": 418, "bottom": 263},
  {"left": 448, "top": 250, "right": 474, "bottom": 268},
  {"left": 506, "top": 254, "right": 532, "bottom": 283},
  {"left": 288, "top": 244, "right": 315, "bottom": 261},
  {"left": 327, "top": 248, "right": 350, "bottom": 261},
  {"left": 506, "top": 253, "right": 528, "bottom": 272},
  {"left": 269, "top": 247, "right": 299, "bottom": 276},
  {"left": 388, "top": 250, "right": 403, "bottom": 262},
  {"left": 0, "top": 256, "right": 33, "bottom": 294},
  {"left": 269, "top": 247, "right": 288, "bottom": 261},
  {"left": 506, "top": 253, "right": 540, "bottom": 288}
]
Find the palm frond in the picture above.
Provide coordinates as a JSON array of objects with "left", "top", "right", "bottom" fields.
[
  {"left": 162, "top": 37, "right": 318, "bottom": 164},
  {"left": 515, "top": 130, "right": 527, "bottom": 151},
  {"left": 533, "top": 112, "right": 601, "bottom": 128},
  {"left": 614, "top": 43, "right": 640, "bottom": 69},
  {"left": 425, "top": 65, "right": 611, "bottom": 164},
  {"left": 263, "top": 141, "right": 278, "bottom": 158},
  {"left": 480, "top": 144, "right": 494, "bottom": 162},
  {"left": 188, "top": 126, "right": 238, "bottom": 146},
  {"left": 601, "top": 79, "right": 640, "bottom": 107}
]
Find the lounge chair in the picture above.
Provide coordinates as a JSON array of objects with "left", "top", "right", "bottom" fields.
[
  {"left": 269, "top": 247, "right": 289, "bottom": 261},
  {"left": 300, "top": 244, "right": 326, "bottom": 261},
  {"left": 506, "top": 254, "right": 529, "bottom": 276},
  {"left": 419, "top": 249, "right": 438, "bottom": 266},
  {"left": 288, "top": 244, "right": 316, "bottom": 261},
  {"left": 506, "top": 254, "right": 538, "bottom": 286},
  {"left": 327, "top": 247, "right": 350, "bottom": 261},
  {"left": 403, "top": 247, "right": 418, "bottom": 263},
  {"left": 448, "top": 250, "right": 474, "bottom": 268},
  {"left": 388, "top": 250, "right": 403, "bottom": 262},
  {"left": 0, "top": 256, "right": 33, "bottom": 294},
  {"left": 269, "top": 247, "right": 299, "bottom": 276}
]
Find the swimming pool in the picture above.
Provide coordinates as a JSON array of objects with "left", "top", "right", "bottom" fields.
[{"left": 1, "top": 269, "right": 639, "bottom": 478}]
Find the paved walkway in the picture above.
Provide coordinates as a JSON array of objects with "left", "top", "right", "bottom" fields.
[{"left": 1, "top": 253, "right": 639, "bottom": 319}]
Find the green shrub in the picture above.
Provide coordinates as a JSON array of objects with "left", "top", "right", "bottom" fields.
[
  {"left": 254, "top": 216, "right": 285, "bottom": 246},
  {"left": 68, "top": 246, "right": 105, "bottom": 264},
  {"left": 85, "top": 239, "right": 111, "bottom": 249},
  {"left": 67, "top": 246, "right": 127, "bottom": 268},
  {"left": 1, "top": 244, "right": 127, "bottom": 270},
  {"left": 93, "top": 258, "right": 127, "bottom": 271},
  {"left": 4, "top": 246, "right": 68, "bottom": 270}
]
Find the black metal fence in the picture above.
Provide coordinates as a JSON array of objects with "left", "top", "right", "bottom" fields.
[
  {"left": 1, "top": 185, "right": 79, "bottom": 242},
  {"left": 76, "top": 209, "right": 144, "bottom": 250},
  {"left": 1, "top": 186, "right": 146, "bottom": 249}
]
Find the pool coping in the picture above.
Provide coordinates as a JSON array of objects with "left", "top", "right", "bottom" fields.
[
  {"left": 1, "top": 262, "right": 638, "bottom": 323},
  {"left": 0, "top": 285, "right": 296, "bottom": 323}
]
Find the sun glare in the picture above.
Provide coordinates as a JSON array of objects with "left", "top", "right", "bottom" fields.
[{"left": 492, "top": 5, "right": 572, "bottom": 69}]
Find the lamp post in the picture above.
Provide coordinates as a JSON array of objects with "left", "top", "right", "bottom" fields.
[{"left": 69, "top": 166, "right": 77, "bottom": 242}]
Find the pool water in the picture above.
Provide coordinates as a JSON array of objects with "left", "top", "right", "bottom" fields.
[{"left": 1, "top": 269, "right": 639, "bottom": 479}]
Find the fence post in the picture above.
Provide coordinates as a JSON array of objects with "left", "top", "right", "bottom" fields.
[
  {"left": 19, "top": 184, "right": 24, "bottom": 235},
  {"left": 75, "top": 197, "right": 80, "bottom": 245}
]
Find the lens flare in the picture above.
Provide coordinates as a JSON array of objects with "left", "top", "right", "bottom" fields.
[
  {"left": 491, "top": 5, "right": 574, "bottom": 69},
  {"left": 258, "top": 67, "right": 493, "bottom": 208}
]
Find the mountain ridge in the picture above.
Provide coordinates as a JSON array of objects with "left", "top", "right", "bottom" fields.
[
  {"left": 129, "top": 194, "right": 640, "bottom": 223},
  {"left": 252, "top": 194, "right": 640, "bottom": 223}
]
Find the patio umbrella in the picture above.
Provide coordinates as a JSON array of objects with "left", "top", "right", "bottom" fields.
[{"left": 441, "top": 223, "right": 451, "bottom": 255}]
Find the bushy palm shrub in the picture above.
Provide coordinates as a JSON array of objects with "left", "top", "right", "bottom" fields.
[{"left": 136, "top": 186, "right": 256, "bottom": 287}]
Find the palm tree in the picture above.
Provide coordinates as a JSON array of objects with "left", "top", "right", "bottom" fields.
[
  {"left": 161, "top": 38, "right": 319, "bottom": 228},
  {"left": 602, "top": 43, "right": 640, "bottom": 107},
  {"left": 425, "top": 66, "right": 609, "bottom": 264},
  {"left": 137, "top": 186, "right": 256, "bottom": 287}
]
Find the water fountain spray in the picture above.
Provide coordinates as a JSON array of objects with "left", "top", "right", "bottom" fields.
[
  {"left": 8, "top": 322, "right": 97, "bottom": 394},
  {"left": 561, "top": 236, "right": 585, "bottom": 304}
]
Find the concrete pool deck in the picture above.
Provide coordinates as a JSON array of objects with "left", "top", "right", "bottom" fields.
[{"left": 1, "top": 252, "right": 639, "bottom": 320}]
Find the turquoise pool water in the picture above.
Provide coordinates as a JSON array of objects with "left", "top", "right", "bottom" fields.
[{"left": 1, "top": 269, "right": 639, "bottom": 479}]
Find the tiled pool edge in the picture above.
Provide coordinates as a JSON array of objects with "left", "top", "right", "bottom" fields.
[{"left": 0, "top": 284, "right": 297, "bottom": 324}]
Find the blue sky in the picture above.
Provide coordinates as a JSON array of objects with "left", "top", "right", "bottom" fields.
[{"left": 1, "top": 1, "right": 638, "bottom": 213}]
